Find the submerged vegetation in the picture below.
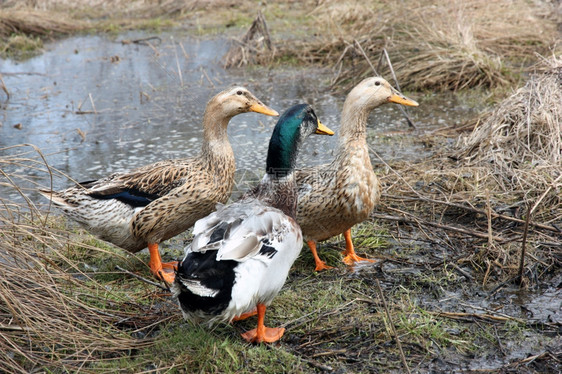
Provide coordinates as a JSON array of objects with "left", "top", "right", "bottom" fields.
[{"left": 0, "top": 0, "right": 561, "bottom": 373}]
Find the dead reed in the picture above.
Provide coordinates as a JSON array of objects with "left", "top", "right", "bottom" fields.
[
  {"left": 223, "top": 11, "right": 274, "bottom": 68},
  {"left": 269, "top": 0, "right": 559, "bottom": 91},
  {"left": 0, "top": 145, "right": 169, "bottom": 373},
  {"left": 457, "top": 55, "right": 561, "bottom": 217}
]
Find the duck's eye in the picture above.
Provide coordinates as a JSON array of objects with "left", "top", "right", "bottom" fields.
[
  {"left": 374, "top": 81, "right": 381, "bottom": 86},
  {"left": 237, "top": 90, "right": 243, "bottom": 95}
]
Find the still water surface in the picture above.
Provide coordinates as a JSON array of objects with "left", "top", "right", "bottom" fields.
[{"left": 0, "top": 31, "right": 472, "bottom": 201}]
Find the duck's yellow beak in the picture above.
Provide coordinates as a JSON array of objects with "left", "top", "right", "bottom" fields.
[
  {"left": 315, "top": 120, "right": 334, "bottom": 135},
  {"left": 388, "top": 92, "right": 419, "bottom": 107},
  {"left": 249, "top": 103, "right": 279, "bottom": 116}
]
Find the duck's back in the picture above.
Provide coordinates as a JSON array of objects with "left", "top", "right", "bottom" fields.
[
  {"left": 42, "top": 155, "right": 236, "bottom": 252},
  {"left": 173, "top": 199, "right": 302, "bottom": 324}
]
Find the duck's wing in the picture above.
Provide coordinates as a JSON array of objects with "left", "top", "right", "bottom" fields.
[
  {"left": 80, "top": 158, "right": 198, "bottom": 207},
  {"left": 188, "top": 200, "right": 295, "bottom": 263}
]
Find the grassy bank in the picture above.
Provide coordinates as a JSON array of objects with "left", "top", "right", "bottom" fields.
[{"left": 2, "top": 57, "right": 561, "bottom": 370}]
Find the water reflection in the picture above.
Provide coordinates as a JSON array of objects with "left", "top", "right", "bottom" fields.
[{"left": 0, "top": 31, "right": 471, "bottom": 203}]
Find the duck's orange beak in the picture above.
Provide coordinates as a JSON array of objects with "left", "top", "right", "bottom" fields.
[
  {"left": 249, "top": 103, "right": 279, "bottom": 116},
  {"left": 315, "top": 120, "right": 334, "bottom": 135},
  {"left": 388, "top": 88, "right": 419, "bottom": 107}
]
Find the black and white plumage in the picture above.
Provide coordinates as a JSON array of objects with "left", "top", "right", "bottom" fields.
[
  {"left": 172, "top": 104, "right": 334, "bottom": 343},
  {"left": 174, "top": 201, "right": 301, "bottom": 324}
]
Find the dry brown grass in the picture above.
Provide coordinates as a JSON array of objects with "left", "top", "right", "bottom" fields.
[
  {"left": 273, "top": 0, "right": 560, "bottom": 91},
  {"left": 0, "top": 145, "right": 171, "bottom": 373},
  {"left": 0, "top": 0, "right": 237, "bottom": 24},
  {"left": 0, "top": 8, "right": 85, "bottom": 37},
  {"left": 457, "top": 55, "right": 561, "bottom": 216},
  {"left": 4, "top": 0, "right": 557, "bottom": 93},
  {"left": 370, "top": 56, "right": 561, "bottom": 283},
  {"left": 0, "top": 0, "right": 239, "bottom": 39}
]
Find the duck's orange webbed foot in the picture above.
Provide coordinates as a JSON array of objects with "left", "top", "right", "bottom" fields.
[
  {"left": 341, "top": 229, "right": 376, "bottom": 266},
  {"left": 156, "top": 269, "right": 176, "bottom": 284},
  {"left": 240, "top": 304, "right": 284, "bottom": 343},
  {"left": 308, "top": 240, "right": 334, "bottom": 272},
  {"left": 315, "top": 260, "right": 334, "bottom": 271},
  {"left": 162, "top": 261, "right": 178, "bottom": 271},
  {"left": 342, "top": 252, "right": 376, "bottom": 266},
  {"left": 241, "top": 327, "right": 285, "bottom": 343}
]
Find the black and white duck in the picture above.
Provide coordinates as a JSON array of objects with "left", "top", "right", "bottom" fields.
[{"left": 172, "top": 104, "right": 334, "bottom": 343}]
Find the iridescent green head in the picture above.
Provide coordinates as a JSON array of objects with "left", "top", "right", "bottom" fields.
[{"left": 266, "top": 104, "right": 333, "bottom": 176}]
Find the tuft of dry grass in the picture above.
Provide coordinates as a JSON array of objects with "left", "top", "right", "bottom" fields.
[
  {"left": 0, "top": 8, "right": 85, "bottom": 37},
  {"left": 271, "top": 0, "right": 559, "bottom": 92},
  {"left": 457, "top": 55, "right": 562, "bottom": 215},
  {"left": 370, "top": 56, "right": 561, "bottom": 283},
  {"left": 0, "top": 145, "right": 171, "bottom": 373},
  {"left": 0, "top": 0, "right": 234, "bottom": 41}
]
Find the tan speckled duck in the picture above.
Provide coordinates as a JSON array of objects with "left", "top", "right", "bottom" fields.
[
  {"left": 295, "top": 77, "right": 419, "bottom": 271},
  {"left": 39, "top": 87, "right": 278, "bottom": 284}
]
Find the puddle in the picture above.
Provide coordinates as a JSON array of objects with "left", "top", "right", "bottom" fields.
[{"left": 0, "top": 31, "right": 476, "bottom": 203}]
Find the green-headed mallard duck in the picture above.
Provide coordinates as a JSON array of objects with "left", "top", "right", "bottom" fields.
[
  {"left": 172, "top": 104, "right": 334, "bottom": 343},
  {"left": 39, "top": 87, "right": 278, "bottom": 284},
  {"left": 296, "top": 77, "right": 419, "bottom": 271}
]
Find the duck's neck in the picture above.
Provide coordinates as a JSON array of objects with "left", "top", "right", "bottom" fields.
[
  {"left": 253, "top": 125, "right": 303, "bottom": 218},
  {"left": 200, "top": 103, "right": 235, "bottom": 166},
  {"left": 253, "top": 172, "right": 297, "bottom": 218},
  {"left": 337, "top": 99, "right": 370, "bottom": 150}
]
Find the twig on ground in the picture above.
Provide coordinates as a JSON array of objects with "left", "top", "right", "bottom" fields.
[
  {"left": 434, "top": 311, "right": 517, "bottom": 323},
  {"left": 376, "top": 279, "right": 411, "bottom": 374},
  {"left": 114, "top": 265, "right": 168, "bottom": 291},
  {"left": 382, "top": 194, "right": 561, "bottom": 233},
  {"left": 517, "top": 205, "right": 532, "bottom": 287},
  {"left": 372, "top": 211, "right": 508, "bottom": 242},
  {"left": 493, "top": 326, "right": 506, "bottom": 356},
  {"left": 449, "top": 263, "right": 474, "bottom": 281}
]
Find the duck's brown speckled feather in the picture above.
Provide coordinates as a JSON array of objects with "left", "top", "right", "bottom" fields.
[
  {"left": 296, "top": 142, "right": 380, "bottom": 242},
  {"left": 84, "top": 158, "right": 203, "bottom": 198},
  {"left": 39, "top": 86, "right": 277, "bottom": 254}
]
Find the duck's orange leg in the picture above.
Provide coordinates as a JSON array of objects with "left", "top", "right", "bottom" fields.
[
  {"left": 341, "top": 229, "right": 375, "bottom": 265},
  {"left": 240, "top": 304, "right": 285, "bottom": 343},
  {"left": 148, "top": 242, "right": 177, "bottom": 284},
  {"left": 308, "top": 240, "right": 333, "bottom": 271},
  {"left": 232, "top": 309, "right": 258, "bottom": 321}
]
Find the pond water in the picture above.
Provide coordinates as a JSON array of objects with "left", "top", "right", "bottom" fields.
[{"left": 0, "top": 30, "right": 474, "bottom": 202}]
